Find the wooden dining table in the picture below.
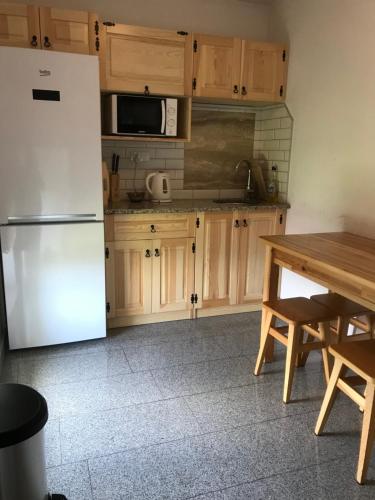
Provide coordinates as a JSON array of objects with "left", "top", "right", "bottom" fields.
[{"left": 260, "top": 232, "right": 375, "bottom": 359}]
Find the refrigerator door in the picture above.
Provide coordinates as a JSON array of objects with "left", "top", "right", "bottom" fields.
[
  {"left": 1, "top": 223, "right": 106, "bottom": 349},
  {"left": 0, "top": 47, "right": 103, "bottom": 224}
]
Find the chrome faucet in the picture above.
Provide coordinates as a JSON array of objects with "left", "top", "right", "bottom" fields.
[{"left": 234, "top": 159, "right": 253, "bottom": 196}]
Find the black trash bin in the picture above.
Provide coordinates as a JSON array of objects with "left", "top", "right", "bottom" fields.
[{"left": 0, "top": 383, "right": 66, "bottom": 500}]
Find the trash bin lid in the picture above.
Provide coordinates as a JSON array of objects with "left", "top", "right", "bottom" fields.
[{"left": 0, "top": 384, "right": 48, "bottom": 448}]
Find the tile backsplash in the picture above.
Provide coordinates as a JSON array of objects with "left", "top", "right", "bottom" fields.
[
  {"left": 102, "top": 104, "right": 292, "bottom": 202},
  {"left": 253, "top": 105, "right": 293, "bottom": 203}
]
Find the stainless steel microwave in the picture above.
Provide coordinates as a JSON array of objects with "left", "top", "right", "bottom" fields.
[{"left": 104, "top": 94, "right": 178, "bottom": 137}]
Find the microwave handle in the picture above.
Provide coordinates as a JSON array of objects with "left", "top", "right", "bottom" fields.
[{"left": 161, "top": 100, "right": 166, "bottom": 134}]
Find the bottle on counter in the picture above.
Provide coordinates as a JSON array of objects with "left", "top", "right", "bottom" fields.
[{"left": 267, "top": 164, "right": 279, "bottom": 203}]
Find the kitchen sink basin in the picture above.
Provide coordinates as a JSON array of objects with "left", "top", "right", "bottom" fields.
[{"left": 213, "top": 198, "right": 260, "bottom": 205}]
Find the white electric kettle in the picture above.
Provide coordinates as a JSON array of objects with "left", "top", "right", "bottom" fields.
[{"left": 145, "top": 171, "right": 172, "bottom": 203}]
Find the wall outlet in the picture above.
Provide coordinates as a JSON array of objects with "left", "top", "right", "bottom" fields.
[{"left": 131, "top": 152, "right": 150, "bottom": 163}]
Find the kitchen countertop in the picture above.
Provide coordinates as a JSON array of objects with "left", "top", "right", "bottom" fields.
[{"left": 104, "top": 199, "right": 290, "bottom": 214}]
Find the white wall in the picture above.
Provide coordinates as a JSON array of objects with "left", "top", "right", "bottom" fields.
[
  {"left": 14, "top": 0, "right": 271, "bottom": 39},
  {"left": 270, "top": 0, "right": 375, "bottom": 297}
]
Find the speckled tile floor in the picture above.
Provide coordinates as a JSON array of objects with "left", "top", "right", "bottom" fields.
[{"left": 1, "top": 312, "right": 375, "bottom": 499}]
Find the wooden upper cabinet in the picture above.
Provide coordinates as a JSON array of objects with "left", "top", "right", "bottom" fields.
[
  {"left": 240, "top": 41, "right": 287, "bottom": 102},
  {"left": 99, "top": 23, "right": 193, "bottom": 95},
  {"left": 39, "top": 7, "right": 97, "bottom": 54},
  {"left": 0, "top": 3, "right": 40, "bottom": 49},
  {"left": 192, "top": 34, "right": 242, "bottom": 99}
]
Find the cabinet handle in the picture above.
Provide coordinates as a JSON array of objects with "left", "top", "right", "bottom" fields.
[
  {"left": 145, "top": 249, "right": 151, "bottom": 258},
  {"left": 241, "top": 86, "right": 247, "bottom": 96},
  {"left": 154, "top": 248, "right": 160, "bottom": 257},
  {"left": 233, "top": 85, "right": 239, "bottom": 94},
  {"left": 30, "top": 35, "right": 38, "bottom": 47},
  {"left": 243, "top": 219, "right": 248, "bottom": 227},
  {"left": 144, "top": 85, "right": 150, "bottom": 96},
  {"left": 150, "top": 224, "right": 156, "bottom": 233},
  {"left": 234, "top": 219, "right": 240, "bottom": 228},
  {"left": 43, "top": 36, "right": 52, "bottom": 48}
]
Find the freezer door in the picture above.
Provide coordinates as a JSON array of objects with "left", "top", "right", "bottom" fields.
[
  {"left": 0, "top": 47, "right": 103, "bottom": 224},
  {"left": 1, "top": 223, "right": 106, "bottom": 349}
]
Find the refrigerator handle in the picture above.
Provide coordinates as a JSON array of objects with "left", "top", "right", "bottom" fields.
[{"left": 8, "top": 214, "right": 98, "bottom": 224}]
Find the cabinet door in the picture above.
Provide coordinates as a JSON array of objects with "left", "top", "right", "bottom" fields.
[
  {"left": 236, "top": 212, "right": 276, "bottom": 304},
  {"left": 196, "top": 212, "right": 236, "bottom": 308},
  {"left": 105, "top": 242, "right": 116, "bottom": 319},
  {"left": 193, "top": 34, "right": 242, "bottom": 99},
  {"left": 39, "top": 7, "right": 97, "bottom": 54},
  {"left": 0, "top": 3, "right": 40, "bottom": 49},
  {"left": 152, "top": 238, "right": 195, "bottom": 314},
  {"left": 240, "top": 41, "right": 287, "bottom": 102},
  {"left": 100, "top": 23, "right": 192, "bottom": 95},
  {"left": 112, "top": 240, "right": 152, "bottom": 317}
]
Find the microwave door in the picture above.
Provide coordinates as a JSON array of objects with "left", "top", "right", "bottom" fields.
[{"left": 161, "top": 100, "right": 166, "bottom": 135}]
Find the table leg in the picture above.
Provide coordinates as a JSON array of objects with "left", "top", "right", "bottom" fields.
[{"left": 262, "top": 247, "right": 280, "bottom": 362}]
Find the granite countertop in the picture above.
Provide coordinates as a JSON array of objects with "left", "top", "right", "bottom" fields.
[{"left": 105, "top": 199, "right": 290, "bottom": 215}]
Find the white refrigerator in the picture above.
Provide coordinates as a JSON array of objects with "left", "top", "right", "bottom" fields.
[{"left": 0, "top": 47, "right": 106, "bottom": 349}]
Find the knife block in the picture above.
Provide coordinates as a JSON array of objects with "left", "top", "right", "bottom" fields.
[{"left": 110, "top": 173, "right": 120, "bottom": 202}]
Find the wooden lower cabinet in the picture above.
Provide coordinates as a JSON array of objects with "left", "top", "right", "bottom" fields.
[
  {"left": 105, "top": 235, "right": 195, "bottom": 326},
  {"left": 105, "top": 209, "right": 286, "bottom": 327},
  {"left": 236, "top": 212, "right": 278, "bottom": 304},
  {"left": 109, "top": 239, "right": 153, "bottom": 318},
  {"left": 152, "top": 238, "right": 195, "bottom": 314},
  {"left": 195, "top": 212, "right": 237, "bottom": 309}
]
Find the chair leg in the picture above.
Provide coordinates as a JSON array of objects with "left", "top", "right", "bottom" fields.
[
  {"left": 254, "top": 310, "right": 273, "bottom": 376},
  {"left": 296, "top": 332, "right": 315, "bottom": 367},
  {"left": 315, "top": 358, "right": 343, "bottom": 435},
  {"left": 283, "top": 324, "right": 300, "bottom": 404},
  {"left": 356, "top": 383, "right": 375, "bottom": 484},
  {"left": 336, "top": 315, "right": 350, "bottom": 342},
  {"left": 318, "top": 321, "right": 332, "bottom": 384}
]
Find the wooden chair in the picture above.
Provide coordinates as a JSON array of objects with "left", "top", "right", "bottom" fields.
[
  {"left": 315, "top": 340, "right": 375, "bottom": 484},
  {"left": 254, "top": 297, "right": 337, "bottom": 403},
  {"left": 310, "top": 293, "right": 375, "bottom": 342}
]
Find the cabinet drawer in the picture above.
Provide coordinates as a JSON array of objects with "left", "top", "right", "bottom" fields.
[{"left": 113, "top": 213, "right": 196, "bottom": 240}]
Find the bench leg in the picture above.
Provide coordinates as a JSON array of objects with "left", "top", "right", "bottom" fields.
[
  {"left": 254, "top": 310, "right": 273, "bottom": 376},
  {"left": 356, "top": 383, "right": 375, "bottom": 484},
  {"left": 315, "top": 358, "right": 343, "bottom": 435},
  {"left": 283, "top": 324, "right": 299, "bottom": 404}
]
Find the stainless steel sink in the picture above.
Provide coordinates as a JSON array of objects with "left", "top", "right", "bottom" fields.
[{"left": 213, "top": 198, "right": 260, "bottom": 205}]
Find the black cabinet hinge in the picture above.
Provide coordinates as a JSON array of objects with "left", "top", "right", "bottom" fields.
[
  {"left": 94, "top": 20, "right": 100, "bottom": 51},
  {"left": 193, "top": 39, "right": 198, "bottom": 52},
  {"left": 282, "top": 49, "right": 286, "bottom": 62},
  {"left": 196, "top": 217, "right": 200, "bottom": 228},
  {"left": 279, "top": 214, "right": 283, "bottom": 224},
  {"left": 192, "top": 78, "right": 197, "bottom": 91},
  {"left": 106, "top": 302, "right": 111, "bottom": 313},
  {"left": 177, "top": 30, "right": 189, "bottom": 36},
  {"left": 105, "top": 247, "right": 109, "bottom": 258},
  {"left": 279, "top": 85, "right": 284, "bottom": 97},
  {"left": 192, "top": 242, "right": 196, "bottom": 253},
  {"left": 103, "top": 21, "right": 115, "bottom": 27}
]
